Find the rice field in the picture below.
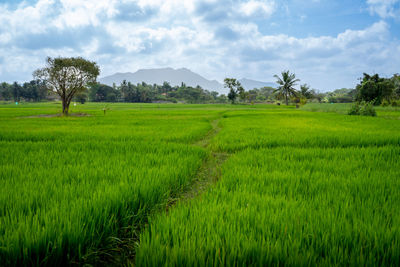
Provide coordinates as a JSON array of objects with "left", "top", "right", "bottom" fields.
[
  {"left": 137, "top": 146, "right": 400, "bottom": 266},
  {"left": 137, "top": 106, "right": 400, "bottom": 266},
  {"left": 300, "top": 103, "right": 400, "bottom": 119},
  {"left": 0, "top": 102, "right": 220, "bottom": 265},
  {"left": 1, "top": 102, "right": 399, "bottom": 266}
]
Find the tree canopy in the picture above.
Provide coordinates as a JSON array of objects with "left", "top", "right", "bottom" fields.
[
  {"left": 274, "top": 71, "right": 300, "bottom": 105},
  {"left": 355, "top": 73, "right": 396, "bottom": 105},
  {"left": 224, "top": 78, "right": 244, "bottom": 104},
  {"left": 33, "top": 57, "right": 100, "bottom": 115}
]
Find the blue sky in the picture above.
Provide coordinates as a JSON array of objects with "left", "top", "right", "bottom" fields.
[{"left": 0, "top": 0, "right": 399, "bottom": 91}]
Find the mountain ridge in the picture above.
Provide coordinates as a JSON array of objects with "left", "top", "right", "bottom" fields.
[{"left": 99, "top": 68, "right": 276, "bottom": 94}]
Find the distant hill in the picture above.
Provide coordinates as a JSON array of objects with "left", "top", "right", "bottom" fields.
[
  {"left": 99, "top": 67, "right": 225, "bottom": 93},
  {"left": 99, "top": 68, "right": 276, "bottom": 94},
  {"left": 239, "top": 78, "right": 276, "bottom": 90}
]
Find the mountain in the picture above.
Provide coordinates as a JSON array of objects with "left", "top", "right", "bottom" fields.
[
  {"left": 99, "top": 67, "right": 225, "bottom": 93},
  {"left": 239, "top": 78, "right": 276, "bottom": 90},
  {"left": 99, "top": 68, "right": 276, "bottom": 94}
]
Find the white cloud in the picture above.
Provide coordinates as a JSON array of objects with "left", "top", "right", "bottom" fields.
[
  {"left": 53, "top": 0, "right": 118, "bottom": 28},
  {"left": 0, "top": 1, "right": 399, "bottom": 92},
  {"left": 367, "top": 0, "right": 400, "bottom": 18},
  {"left": 0, "top": 0, "right": 56, "bottom": 35},
  {"left": 137, "top": 0, "right": 196, "bottom": 14},
  {"left": 240, "top": 0, "right": 276, "bottom": 18}
]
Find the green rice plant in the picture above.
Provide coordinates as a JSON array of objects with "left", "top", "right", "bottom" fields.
[
  {"left": 136, "top": 103, "right": 400, "bottom": 266},
  {"left": 0, "top": 141, "right": 206, "bottom": 265},
  {"left": 302, "top": 103, "right": 399, "bottom": 119},
  {"left": 2, "top": 102, "right": 400, "bottom": 265},
  {"left": 300, "top": 103, "right": 352, "bottom": 114},
  {"left": 136, "top": 146, "right": 400, "bottom": 266},
  {"left": 0, "top": 102, "right": 226, "bottom": 265},
  {"left": 209, "top": 109, "right": 400, "bottom": 152}
]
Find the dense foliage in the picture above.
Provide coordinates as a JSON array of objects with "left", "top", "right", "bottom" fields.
[
  {"left": 224, "top": 78, "right": 245, "bottom": 104},
  {"left": 0, "top": 80, "right": 47, "bottom": 102},
  {"left": 356, "top": 73, "right": 399, "bottom": 105},
  {"left": 348, "top": 101, "right": 377, "bottom": 116},
  {"left": 326, "top": 88, "right": 356, "bottom": 103},
  {"left": 2, "top": 71, "right": 400, "bottom": 106},
  {"left": 88, "top": 81, "right": 227, "bottom": 104}
]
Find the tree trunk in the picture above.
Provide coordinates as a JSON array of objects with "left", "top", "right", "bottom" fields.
[
  {"left": 285, "top": 94, "right": 288, "bottom": 105},
  {"left": 62, "top": 98, "right": 69, "bottom": 116}
]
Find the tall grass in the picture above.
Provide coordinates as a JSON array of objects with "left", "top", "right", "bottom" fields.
[
  {"left": 137, "top": 106, "right": 400, "bottom": 266},
  {"left": 209, "top": 109, "right": 400, "bottom": 152},
  {"left": 2, "top": 102, "right": 400, "bottom": 265},
  {"left": 137, "top": 146, "right": 400, "bottom": 266},
  {"left": 301, "top": 103, "right": 400, "bottom": 119},
  {"left": 0, "top": 102, "right": 222, "bottom": 265}
]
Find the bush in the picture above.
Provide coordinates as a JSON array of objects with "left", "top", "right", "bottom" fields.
[
  {"left": 348, "top": 103, "right": 360, "bottom": 115},
  {"left": 299, "top": 97, "right": 307, "bottom": 106},
  {"left": 348, "top": 101, "right": 376, "bottom": 117},
  {"left": 360, "top": 102, "right": 377, "bottom": 116},
  {"left": 381, "top": 99, "right": 391, "bottom": 107},
  {"left": 392, "top": 101, "right": 398, "bottom": 107},
  {"left": 106, "top": 93, "right": 117, "bottom": 102}
]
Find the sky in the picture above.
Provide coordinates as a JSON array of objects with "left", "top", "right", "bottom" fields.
[{"left": 0, "top": 0, "right": 399, "bottom": 91}]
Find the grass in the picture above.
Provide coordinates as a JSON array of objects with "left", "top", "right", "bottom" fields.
[
  {"left": 137, "top": 147, "right": 400, "bottom": 266},
  {"left": 1, "top": 102, "right": 400, "bottom": 265},
  {"left": 136, "top": 104, "right": 400, "bottom": 266},
  {"left": 301, "top": 103, "right": 400, "bottom": 119},
  {"left": 209, "top": 109, "right": 400, "bottom": 152},
  {"left": 300, "top": 103, "right": 352, "bottom": 114},
  {"left": 0, "top": 102, "right": 221, "bottom": 265}
]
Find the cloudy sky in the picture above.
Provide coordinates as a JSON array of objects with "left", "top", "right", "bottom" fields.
[{"left": 0, "top": 0, "right": 399, "bottom": 91}]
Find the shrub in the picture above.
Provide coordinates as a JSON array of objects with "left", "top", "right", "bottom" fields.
[
  {"left": 348, "top": 103, "right": 360, "bottom": 115},
  {"left": 381, "top": 99, "right": 391, "bottom": 107},
  {"left": 360, "top": 101, "right": 377, "bottom": 117},
  {"left": 348, "top": 101, "right": 376, "bottom": 117}
]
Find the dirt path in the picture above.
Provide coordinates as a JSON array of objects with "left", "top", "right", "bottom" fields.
[
  {"left": 167, "top": 117, "right": 229, "bottom": 208},
  {"left": 194, "top": 118, "right": 222, "bottom": 147},
  {"left": 91, "top": 115, "right": 230, "bottom": 266},
  {"left": 133, "top": 116, "right": 230, "bottom": 265}
]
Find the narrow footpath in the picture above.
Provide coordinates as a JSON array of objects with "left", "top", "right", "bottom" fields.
[
  {"left": 93, "top": 114, "right": 230, "bottom": 266},
  {"left": 168, "top": 116, "right": 229, "bottom": 206}
]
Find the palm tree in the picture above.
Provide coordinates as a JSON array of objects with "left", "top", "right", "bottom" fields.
[{"left": 273, "top": 70, "right": 300, "bottom": 105}]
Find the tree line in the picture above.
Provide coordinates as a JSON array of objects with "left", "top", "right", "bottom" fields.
[
  {"left": 0, "top": 77, "right": 353, "bottom": 105},
  {"left": 223, "top": 71, "right": 343, "bottom": 105},
  {"left": 1, "top": 57, "right": 399, "bottom": 110},
  {"left": 355, "top": 73, "right": 400, "bottom": 106},
  {"left": 224, "top": 70, "right": 400, "bottom": 106},
  {"left": 86, "top": 81, "right": 228, "bottom": 104},
  {"left": 0, "top": 80, "right": 47, "bottom": 102}
]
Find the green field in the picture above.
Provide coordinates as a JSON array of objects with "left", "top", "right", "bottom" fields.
[
  {"left": 1, "top": 102, "right": 399, "bottom": 266},
  {"left": 300, "top": 103, "right": 400, "bottom": 119}
]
